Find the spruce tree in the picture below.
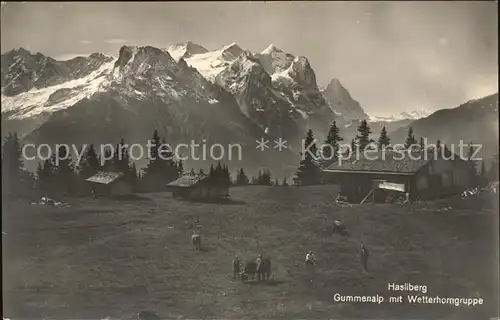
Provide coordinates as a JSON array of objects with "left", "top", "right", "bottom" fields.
[
  {"left": 2, "top": 132, "right": 31, "bottom": 197},
  {"left": 404, "top": 127, "right": 418, "bottom": 149},
  {"left": 296, "top": 129, "right": 321, "bottom": 185},
  {"left": 419, "top": 137, "right": 425, "bottom": 150},
  {"left": 323, "top": 121, "right": 343, "bottom": 161},
  {"left": 177, "top": 158, "right": 184, "bottom": 178},
  {"left": 377, "top": 126, "right": 391, "bottom": 148},
  {"left": 55, "top": 145, "right": 78, "bottom": 196},
  {"left": 350, "top": 138, "right": 357, "bottom": 154},
  {"left": 142, "top": 130, "right": 180, "bottom": 191},
  {"left": 235, "top": 168, "right": 249, "bottom": 186},
  {"left": 259, "top": 170, "right": 272, "bottom": 186},
  {"left": 355, "top": 120, "right": 372, "bottom": 151},
  {"left": 100, "top": 147, "right": 113, "bottom": 172},
  {"left": 282, "top": 178, "right": 288, "bottom": 187},
  {"left": 208, "top": 164, "right": 216, "bottom": 185},
  {"left": 129, "top": 163, "right": 138, "bottom": 191},
  {"left": 38, "top": 152, "right": 58, "bottom": 197},
  {"left": 222, "top": 164, "right": 231, "bottom": 187},
  {"left": 115, "top": 138, "right": 130, "bottom": 174},
  {"left": 251, "top": 174, "right": 259, "bottom": 185},
  {"left": 189, "top": 168, "right": 196, "bottom": 176},
  {"left": 79, "top": 144, "right": 100, "bottom": 179}
]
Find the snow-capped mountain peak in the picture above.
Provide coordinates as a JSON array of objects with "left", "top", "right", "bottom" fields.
[
  {"left": 261, "top": 44, "right": 283, "bottom": 55},
  {"left": 369, "top": 109, "right": 434, "bottom": 122},
  {"left": 220, "top": 43, "right": 244, "bottom": 59},
  {"left": 166, "top": 42, "right": 244, "bottom": 82},
  {"left": 1, "top": 57, "right": 116, "bottom": 119},
  {"left": 321, "top": 78, "right": 368, "bottom": 120},
  {"left": 166, "top": 41, "right": 208, "bottom": 62}
]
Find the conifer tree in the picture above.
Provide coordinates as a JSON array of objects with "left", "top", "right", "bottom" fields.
[
  {"left": 419, "top": 137, "right": 425, "bottom": 150},
  {"left": 190, "top": 168, "right": 196, "bottom": 175},
  {"left": 282, "top": 177, "right": 288, "bottom": 187},
  {"left": 100, "top": 147, "right": 113, "bottom": 172},
  {"left": 235, "top": 168, "right": 250, "bottom": 186},
  {"left": 2, "top": 132, "right": 32, "bottom": 197},
  {"left": 296, "top": 129, "right": 321, "bottom": 185},
  {"left": 208, "top": 164, "right": 216, "bottom": 184},
  {"left": 323, "top": 121, "right": 343, "bottom": 161},
  {"left": 177, "top": 158, "right": 184, "bottom": 177},
  {"left": 404, "top": 127, "right": 418, "bottom": 149},
  {"left": 38, "top": 152, "right": 58, "bottom": 196},
  {"left": 355, "top": 120, "right": 372, "bottom": 151},
  {"left": 251, "top": 174, "right": 259, "bottom": 185},
  {"left": 377, "top": 126, "right": 391, "bottom": 148},
  {"left": 222, "top": 164, "right": 231, "bottom": 187},
  {"left": 129, "top": 163, "right": 138, "bottom": 191},
  {"left": 55, "top": 145, "right": 78, "bottom": 196},
  {"left": 79, "top": 144, "right": 100, "bottom": 179},
  {"left": 350, "top": 138, "right": 357, "bottom": 154},
  {"left": 259, "top": 170, "right": 272, "bottom": 186},
  {"left": 142, "top": 129, "right": 180, "bottom": 191}
]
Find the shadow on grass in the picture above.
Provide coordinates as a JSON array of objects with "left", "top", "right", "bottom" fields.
[
  {"left": 176, "top": 198, "right": 246, "bottom": 205},
  {"left": 242, "top": 279, "right": 286, "bottom": 286}
]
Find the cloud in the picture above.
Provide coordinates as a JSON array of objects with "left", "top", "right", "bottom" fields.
[
  {"left": 79, "top": 40, "right": 92, "bottom": 45},
  {"left": 105, "top": 38, "right": 127, "bottom": 44}
]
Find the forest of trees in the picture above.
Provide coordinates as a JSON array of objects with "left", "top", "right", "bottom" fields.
[
  {"left": 2, "top": 122, "right": 498, "bottom": 199},
  {"left": 291, "top": 120, "right": 498, "bottom": 187}
]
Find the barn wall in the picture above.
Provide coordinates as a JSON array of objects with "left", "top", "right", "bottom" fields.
[
  {"left": 414, "top": 159, "right": 470, "bottom": 200},
  {"left": 190, "top": 186, "right": 202, "bottom": 198},
  {"left": 336, "top": 173, "right": 411, "bottom": 203}
]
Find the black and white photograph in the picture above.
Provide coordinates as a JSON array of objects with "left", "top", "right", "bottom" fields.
[{"left": 1, "top": 1, "right": 499, "bottom": 319}]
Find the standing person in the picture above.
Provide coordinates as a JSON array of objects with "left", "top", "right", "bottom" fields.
[
  {"left": 360, "top": 243, "right": 369, "bottom": 272},
  {"left": 232, "top": 256, "right": 241, "bottom": 280},
  {"left": 305, "top": 250, "right": 316, "bottom": 266},
  {"left": 256, "top": 253, "right": 263, "bottom": 266}
]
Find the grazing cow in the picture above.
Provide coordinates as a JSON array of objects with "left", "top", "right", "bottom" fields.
[
  {"left": 333, "top": 220, "right": 349, "bottom": 237},
  {"left": 191, "top": 233, "right": 202, "bottom": 251},
  {"left": 256, "top": 257, "right": 272, "bottom": 281},
  {"left": 243, "top": 261, "right": 258, "bottom": 281},
  {"left": 332, "top": 220, "right": 345, "bottom": 233}
]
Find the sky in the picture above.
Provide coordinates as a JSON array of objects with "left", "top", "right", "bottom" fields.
[{"left": 1, "top": 1, "right": 498, "bottom": 116}]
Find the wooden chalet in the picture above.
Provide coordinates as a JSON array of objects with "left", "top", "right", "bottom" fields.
[
  {"left": 323, "top": 148, "right": 471, "bottom": 203},
  {"left": 166, "top": 173, "right": 229, "bottom": 200},
  {"left": 86, "top": 171, "right": 133, "bottom": 197}
]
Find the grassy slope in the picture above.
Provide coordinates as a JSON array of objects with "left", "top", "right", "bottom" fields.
[{"left": 2, "top": 186, "right": 499, "bottom": 319}]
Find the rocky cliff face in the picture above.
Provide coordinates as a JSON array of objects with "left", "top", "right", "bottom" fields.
[{"left": 321, "top": 78, "right": 368, "bottom": 121}]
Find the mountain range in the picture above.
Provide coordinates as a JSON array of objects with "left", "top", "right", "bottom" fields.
[{"left": 1, "top": 42, "right": 498, "bottom": 176}]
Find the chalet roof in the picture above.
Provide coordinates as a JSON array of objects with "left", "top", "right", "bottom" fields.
[
  {"left": 86, "top": 171, "right": 124, "bottom": 185},
  {"left": 167, "top": 173, "right": 208, "bottom": 188},
  {"left": 324, "top": 150, "right": 432, "bottom": 174}
]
